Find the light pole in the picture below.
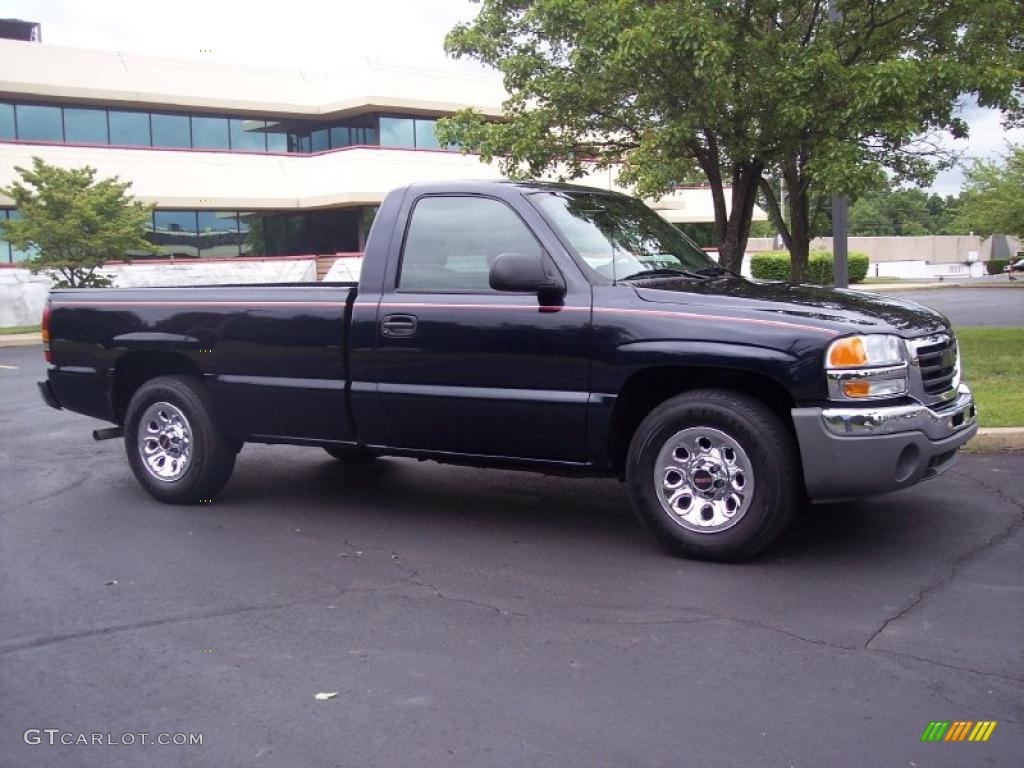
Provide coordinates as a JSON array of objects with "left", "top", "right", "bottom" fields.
[{"left": 829, "top": 0, "right": 849, "bottom": 289}]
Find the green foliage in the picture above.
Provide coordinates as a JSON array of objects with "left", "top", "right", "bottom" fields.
[
  {"left": 0, "top": 157, "right": 153, "bottom": 287},
  {"left": 437, "top": 0, "right": 1024, "bottom": 278},
  {"left": 849, "top": 186, "right": 965, "bottom": 236},
  {"left": 987, "top": 259, "right": 1010, "bottom": 275},
  {"left": 957, "top": 327, "right": 1024, "bottom": 427},
  {"left": 751, "top": 250, "right": 868, "bottom": 284},
  {"left": 847, "top": 252, "right": 870, "bottom": 284},
  {"left": 955, "top": 145, "right": 1024, "bottom": 238},
  {"left": 750, "top": 253, "right": 793, "bottom": 281}
]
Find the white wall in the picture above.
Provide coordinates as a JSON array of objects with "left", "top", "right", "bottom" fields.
[
  {"left": 0, "top": 259, "right": 317, "bottom": 327},
  {"left": 0, "top": 268, "right": 49, "bottom": 327},
  {"left": 323, "top": 257, "right": 363, "bottom": 283},
  {"left": 0, "top": 39, "right": 507, "bottom": 118}
]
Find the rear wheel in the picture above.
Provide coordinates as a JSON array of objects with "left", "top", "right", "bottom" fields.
[
  {"left": 124, "top": 376, "right": 236, "bottom": 503},
  {"left": 626, "top": 388, "right": 799, "bottom": 561}
]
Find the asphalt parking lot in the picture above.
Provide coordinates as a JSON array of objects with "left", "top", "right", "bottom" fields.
[
  {"left": 869, "top": 287, "right": 1024, "bottom": 326},
  {"left": 2, "top": 343, "right": 1022, "bottom": 768}
]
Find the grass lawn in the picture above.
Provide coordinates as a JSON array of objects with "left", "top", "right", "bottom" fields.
[
  {"left": 0, "top": 325, "right": 40, "bottom": 335},
  {"left": 957, "top": 327, "right": 1024, "bottom": 428}
]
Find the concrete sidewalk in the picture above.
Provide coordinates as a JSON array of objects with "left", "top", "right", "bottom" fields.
[
  {"left": 0, "top": 332, "right": 41, "bottom": 347},
  {"left": 853, "top": 280, "right": 1023, "bottom": 292}
]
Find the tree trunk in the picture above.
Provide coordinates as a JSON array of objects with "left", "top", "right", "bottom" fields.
[
  {"left": 691, "top": 132, "right": 762, "bottom": 274},
  {"left": 784, "top": 164, "right": 811, "bottom": 284},
  {"left": 706, "top": 162, "right": 763, "bottom": 273},
  {"left": 758, "top": 162, "right": 812, "bottom": 283}
]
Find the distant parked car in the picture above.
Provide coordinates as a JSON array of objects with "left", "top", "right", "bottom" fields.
[{"left": 1005, "top": 258, "right": 1024, "bottom": 280}]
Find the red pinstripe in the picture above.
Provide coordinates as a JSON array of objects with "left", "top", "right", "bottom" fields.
[{"left": 53, "top": 299, "right": 839, "bottom": 336}]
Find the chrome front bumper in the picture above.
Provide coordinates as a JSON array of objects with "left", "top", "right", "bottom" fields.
[
  {"left": 820, "top": 385, "right": 976, "bottom": 439},
  {"left": 791, "top": 385, "right": 978, "bottom": 501}
]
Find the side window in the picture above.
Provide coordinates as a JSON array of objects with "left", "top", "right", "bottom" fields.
[{"left": 399, "top": 196, "right": 542, "bottom": 291}]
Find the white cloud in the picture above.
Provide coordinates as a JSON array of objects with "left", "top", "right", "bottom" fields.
[
  {"left": 5, "top": 0, "right": 489, "bottom": 72},
  {"left": 929, "top": 101, "right": 1024, "bottom": 196},
  {"left": 7, "top": 0, "right": 1022, "bottom": 196}
]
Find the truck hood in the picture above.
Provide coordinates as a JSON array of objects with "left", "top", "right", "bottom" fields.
[{"left": 632, "top": 277, "right": 950, "bottom": 337}]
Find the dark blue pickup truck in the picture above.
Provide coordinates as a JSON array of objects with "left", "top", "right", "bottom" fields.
[{"left": 38, "top": 181, "right": 977, "bottom": 560}]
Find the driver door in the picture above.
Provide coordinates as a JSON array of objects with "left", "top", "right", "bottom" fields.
[{"left": 368, "top": 193, "right": 592, "bottom": 463}]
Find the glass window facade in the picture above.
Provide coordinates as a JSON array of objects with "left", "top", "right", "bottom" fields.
[
  {"left": 0, "top": 100, "right": 457, "bottom": 154},
  {"left": 109, "top": 110, "right": 151, "bottom": 146},
  {"left": 264, "top": 122, "right": 289, "bottom": 152},
  {"left": 142, "top": 207, "right": 366, "bottom": 258},
  {"left": 0, "top": 206, "right": 369, "bottom": 262},
  {"left": 191, "top": 116, "right": 230, "bottom": 149},
  {"left": 64, "top": 107, "right": 108, "bottom": 144},
  {"left": 230, "top": 119, "right": 267, "bottom": 152},
  {"left": 310, "top": 128, "right": 330, "bottom": 153},
  {"left": 414, "top": 119, "right": 440, "bottom": 149},
  {"left": 379, "top": 116, "right": 416, "bottom": 148},
  {"left": 0, "top": 103, "right": 16, "bottom": 139},
  {"left": 151, "top": 113, "right": 190, "bottom": 148},
  {"left": 0, "top": 209, "right": 36, "bottom": 263},
  {"left": 151, "top": 210, "right": 198, "bottom": 257},
  {"left": 15, "top": 104, "right": 63, "bottom": 141},
  {"left": 0, "top": 209, "right": 11, "bottom": 263}
]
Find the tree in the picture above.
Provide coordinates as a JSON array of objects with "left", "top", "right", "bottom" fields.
[
  {"left": 437, "top": 0, "right": 1023, "bottom": 281},
  {"left": 955, "top": 144, "right": 1024, "bottom": 238},
  {"left": 0, "top": 157, "right": 153, "bottom": 287},
  {"left": 847, "top": 185, "right": 964, "bottom": 236}
]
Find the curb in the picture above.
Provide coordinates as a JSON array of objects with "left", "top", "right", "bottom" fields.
[
  {"left": 0, "top": 333, "right": 42, "bottom": 347},
  {"left": 964, "top": 427, "right": 1024, "bottom": 453},
  {"left": 854, "top": 282, "right": 1023, "bottom": 293}
]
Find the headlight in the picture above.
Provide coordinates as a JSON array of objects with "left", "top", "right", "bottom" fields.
[
  {"left": 826, "top": 334, "right": 904, "bottom": 368},
  {"left": 826, "top": 334, "right": 908, "bottom": 400}
]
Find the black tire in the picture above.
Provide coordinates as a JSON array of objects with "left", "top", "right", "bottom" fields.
[
  {"left": 625, "top": 388, "right": 800, "bottom": 562},
  {"left": 323, "top": 446, "right": 377, "bottom": 463},
  {"left": 124, "top": 375, "right": 237, "bottom": 504}
]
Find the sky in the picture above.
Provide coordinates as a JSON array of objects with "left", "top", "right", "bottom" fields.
[{"left": 7, "top": 0, "right": 1021, "bottom": 196}]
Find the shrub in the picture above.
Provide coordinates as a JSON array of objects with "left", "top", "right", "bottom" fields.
[
  {"left": 987, "top": 259, "right": 1009, "bottom": 275},
  {"left": 750, "top": 253, "right": 791, "bottom": 281},
  {"left": 750, "top": 250, "right": 869, "bottom": 284},
  {"left": 848, "top": 252, "right": 869, "bottom": 283}
]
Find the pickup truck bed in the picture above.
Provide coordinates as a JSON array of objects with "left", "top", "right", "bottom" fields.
[{"left": 46, "top": 284, "right": 358, "bottom": 445}]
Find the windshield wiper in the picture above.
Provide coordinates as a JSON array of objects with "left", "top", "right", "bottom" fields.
[{"left": 619, "top": 268, "right": 709, "bottom": 282}]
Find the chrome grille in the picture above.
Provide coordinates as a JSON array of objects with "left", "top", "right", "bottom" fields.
[{"left": 907, "top": 333, "right": 959, "bottom": 401}]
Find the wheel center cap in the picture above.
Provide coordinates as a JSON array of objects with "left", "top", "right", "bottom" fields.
[{"left": 692, "top": 469, "right": 714, "bottom": 492}]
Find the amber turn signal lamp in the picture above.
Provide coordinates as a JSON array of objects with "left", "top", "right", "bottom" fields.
[{"left": 827, "top": 337, "right": 867, "bottom": 368}]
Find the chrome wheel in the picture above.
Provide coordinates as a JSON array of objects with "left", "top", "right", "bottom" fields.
[
  {"left": 137, "top": 401, "right": 193, "bottom": 482},
  {"left": 654, "top": 426, "right": 755, "bottom": 533}
]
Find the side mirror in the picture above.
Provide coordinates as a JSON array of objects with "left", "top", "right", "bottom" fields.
[{"left": 488, "top": 251, "right": 566, "bottom": 299}]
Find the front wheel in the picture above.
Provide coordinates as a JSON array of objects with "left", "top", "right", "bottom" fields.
[
  {"left": 626, "top": 389, "right": 800, "bottom": 561},
  {"left": 124, "top": 375, "right": 237, "bottom": 504}
]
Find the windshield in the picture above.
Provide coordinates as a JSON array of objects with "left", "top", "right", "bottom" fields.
[{"left": 531, "top": 190, "right": 719, "bottom": 281}]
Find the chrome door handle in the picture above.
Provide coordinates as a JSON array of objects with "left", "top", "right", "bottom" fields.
[{"left": 381, "top": 314, "right": 418, "bottom": 338}]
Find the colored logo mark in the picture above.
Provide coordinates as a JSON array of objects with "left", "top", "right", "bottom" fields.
[{"left": 921, "top": 721, "right": 997, "bottom": 742}]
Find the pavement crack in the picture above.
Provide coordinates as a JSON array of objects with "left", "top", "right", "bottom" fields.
[
  {"left": 863, "top": 472, "right": 1024, "bottom": 653},
  {"left": 1, "top": 473, "right": 93, "bottom": 515},
  {"left": 872, "top": 648, "right": 1024, "bottom": 684},
  {"left": 949, "top": 467, "right": 1024, "bottom": 512},
  {"left": 0, "top": 598, "right": 318, "bottom": 655},
  {"left": 408, "top": 575, "right": 524, "bottom": 619}
]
